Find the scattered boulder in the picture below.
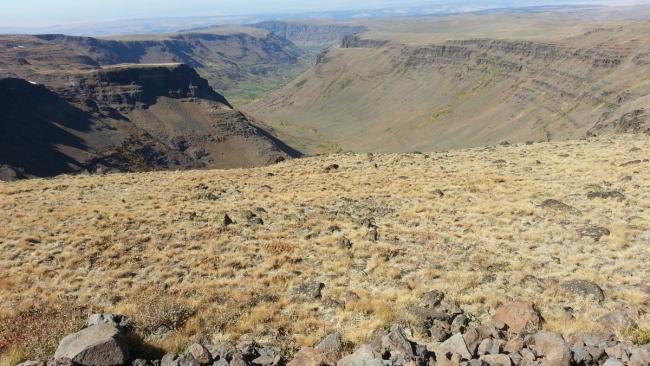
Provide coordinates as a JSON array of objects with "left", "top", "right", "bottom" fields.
[
  {"left": 571, "top": 346, "right": 593, "bottom": 365},
  {"left": 603, "top": 358, "right": 624, "bottom": 366},
  {"left": 288, "top": 348, "right": 338, "bottom": 366},
  {"left": 206, "top": 341, "right": 237, "bottom": 362},
  {"left": 188, "top": 343, "right": 212, "bottom": 364},
  {"left": 429, "top": 319, "right": 452, "bottom": 342},
  {"left": 250, "top": 217, "right": 264, "bottom": 225},
  {"left": 380, "top": 325, "right": 416, "bottom": 360},
  {"left": 600, "top": 309, "right": 638, "bottom": 332},
  {"left": 569, "top": 332, "right": 613, "bottom": 348},
  {"left": 252, "top": 354, "right": 279, "bottom": 366},
  {"left": 161, "top": 354, "right": 180, "bottom": 366},
  {"left": 479, "top": 354, "right": 512, "bottom": 366},
  {"left": 440, "top": 333, "right": 472, "bottom": 360},
  {"left": 503, "top": 338, "right": 524, "bottom": 354},
  {"left": 520, "top": 348, "right": 536, "bottom": 362},
  {"left": 620, "top": 160, "right": 643, "bottom": 167},
  {"left": 160, "top": 353, "right": 201, "bottom": 366},
  {"left": 477, "top": 339, "right": 503, "bottom": 356},
  {"left": 604, "top": 343, "right": 629, "bottom": 361},
  {"left": 576, "top": 225, "right": 610, "bottom": 241},
  {"left": 54, "top": 324, "right": 129, "bottom": 366},
  {"left": 493, "top": 301, "right": 542, "bottom": 333},
  {"left": 538, "top": 200, "right": 581, "bottom": 215},
  {"left": 588, "top": 346, "right": 607, "bottom": 362},
  {"left": 587, "top": 191, "right": 625, "bottom": 201},
  {"left": 87, "top": 313, "right": 132, "bottom": 330},
  {"left": 422, "top": 290, "right": 445, "bottom": 308},
  {"left": 451, "top": 314, "right": 469, "bottom": 335},
  {"left": 629, "top": 346, "right": 650, "bottom": 366},
  {"left": 531, "top": 332, "right": 571, "bottom": 366},
  {"left": 560, "top": 280, "right": 605, "bottom": 302},
  {"left": 508, "top": 353, "right": 522, "bottom": 366},
  {"left": 337, "top": 236, "right": 352, "bottom": 249},
  {"left": 462, "top": 327, "right": 482, "bottom": 357},
  {"left": 436, "top": 351, "right": 462, "bottom": 366},
  {"left": 337, "top": 344, "right": 382, "bottom": 366},
  {"left": 324, "top": 164, "right": 340, "bottom": 173},
  {"left": 316, "top": 333, "right": 343, "bottom": 354},
  {"left": 222, "top": 214, "right": 234, "bottom": 227}
]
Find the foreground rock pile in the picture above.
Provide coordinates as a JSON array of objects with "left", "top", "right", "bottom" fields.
[{"left": 18, "top": 295, "right": 650, "bottom": 366}]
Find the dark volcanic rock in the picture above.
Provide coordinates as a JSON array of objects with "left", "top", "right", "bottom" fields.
[
  {"left": 560, "top": 280, "right": 605, "bottom": 302},
  {"left": 576, "top": 225, "right": 611, "bottom": 241},
  {"left": 586, "top": 191, "right": 625, "bottom": 200}
]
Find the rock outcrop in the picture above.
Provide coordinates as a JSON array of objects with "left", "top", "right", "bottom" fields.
[{"left": 53, "top": 324, "right": 129, "bottom": 366}]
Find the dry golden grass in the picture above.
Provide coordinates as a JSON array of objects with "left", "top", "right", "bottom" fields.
[{"left": 1, "top": 135, "right": 649, "bottom": 360}]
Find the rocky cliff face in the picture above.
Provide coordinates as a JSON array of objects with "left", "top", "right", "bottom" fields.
[
  {"left": 57, "top": 64, "right": 231, "bottom": 111},
  {"left": 340, "top": 34, "right": 390, "bottom": 49},
  {"left": 0, "top": 63, "right": 300, "bottom": 180},
  {"left": 245, "top": 25, "right": 650, "bottom": 153},
  {"left": 250, "top": 21, "right": 366, "bottom": 48},
  {"left": 0, "top": 31, "right": 304, "bottom": 98}
]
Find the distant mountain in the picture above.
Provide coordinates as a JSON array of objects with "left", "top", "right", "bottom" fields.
[{"left": 0, "top": 64, "right": 300, "bottom": 181}]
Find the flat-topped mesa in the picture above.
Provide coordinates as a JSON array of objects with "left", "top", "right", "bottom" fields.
[{"left": 60, "top": 63, "right": 232, "bottom": 110}]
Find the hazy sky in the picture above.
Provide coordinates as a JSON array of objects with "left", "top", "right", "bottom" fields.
[
  {"left": 1, "top": 0, "right": 647, "bottom": 27},
  {"left": 2, "top": 0, "right": 402, "bottom": 26}
]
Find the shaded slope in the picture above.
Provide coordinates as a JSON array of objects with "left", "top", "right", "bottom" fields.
[
  {"left": 0, "top": 64, "right": 299, "bottom": 180},
  {"left": 0, "top": 78, "right": 95, "bottom": 180}
]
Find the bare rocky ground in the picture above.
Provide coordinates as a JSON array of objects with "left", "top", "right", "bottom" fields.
[
  {"left": 1, "top": 134, "right": 649, "bottom": 365},
  {"left": 12, "top": 296, "right": 650, "bottom": 366}
]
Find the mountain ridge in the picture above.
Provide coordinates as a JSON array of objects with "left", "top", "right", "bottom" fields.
[
  {"left": 245, "top": 19, "right": 650, "bottom": 153},
  {"left": 0, "top": 29, "right": 306, "bottom": 102}
]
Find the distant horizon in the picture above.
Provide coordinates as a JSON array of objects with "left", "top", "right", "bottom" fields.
[{"left": 2, "top": 0, "right": 649, "bottom": 29}]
